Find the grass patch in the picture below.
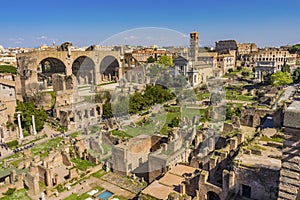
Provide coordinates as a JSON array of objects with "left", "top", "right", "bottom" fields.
[
  {"left": 64, "top": 194, "right": 78, "bottom": 200},
  {"left": 6, "top": 140, "right": 18, "bottom": 148},
  {"left": 89, "top": 125, "right": 100, "bottom": 134},
  {"left": 71, "top": 158, "right": 95, "bottom": 171},
  {"left": 91, "top": 169, "right": 107, "bottom": 179},
  {"left": 250, "top": 144, "right": 266, "bottom": 151},
  {"left": 111, "top": 130, "right": 132, "bottom": 139},
  {"left": 196, "top": 91, "right": 210, "bottom": 101},
  {"left": 39, "top": 181, "right": 46, "bottom": 191},
  {"left": 261, "top": 134, "right": 284, "bottom": 143},
  {"left": 271, "top": 135, "right": 284, "bottom": 143},
  {"left": 124, "top": 111, "right": 166, "bottom": 137},
  {"left": 260, "top": 135, "right": 271, "bottom": 142},
  {"left": 97, "top": 82, "right": 116, "bottom": 86},
  {"left": 160, "top": 111, "right": 180, "bottom": 135},
  {"left": 30, "top": 137, "right": 64, "bottom": 159},
  {"left": 63, "top": 186, "right": 104, "bottom": 200},
  {"left": 69, "top": 131, "right": 80, "bottom": 138},
  {"left": 225, "top": 88, "right": 254, "bottom": 102},
  {"left": 0, "top": 189, "right": 31, "bottom": 200}
]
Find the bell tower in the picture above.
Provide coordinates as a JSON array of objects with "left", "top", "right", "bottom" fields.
[{"left": 190, "top": 32, "right": 199, "bottom": 62}]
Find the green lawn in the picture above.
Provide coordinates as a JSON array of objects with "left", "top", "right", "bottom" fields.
[
  {"left": 91, "top": 169, "right": 108, "bottom": 179},
  {"left": 160, "top": 111, "right": 180, "bottom": 135},
  {"left": 225, "top": 89, "right": 254, "bottom": 102},
  {"left": 261, "top": 135, "right": 284, "bottom": 143},
  {"left": 30, "top": 137, "right": 64, "bottom": 159},
  {"left": 124, "top": 111, "right": 166, "bottom": 136},
  {"left": 111, "top": 130, "right": 133, "bottom": 138},
  {"left": 64, "top": 186, "right": 104, "bottom": 200},
  {"left": 0, "top": 189, "right": 31, "bottom": 200},
  {"left": 196, "top": 92, "right": 210, "bottom": 101},
  {"left": 71, "top": 158, "right": 95, "bottom": 171}
]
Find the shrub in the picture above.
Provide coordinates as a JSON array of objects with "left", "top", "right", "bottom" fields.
[
  {"left": 3, "top": 188, "right": 16, "bottom": 195},
  {"left": 6, "top": 140, "right": 18, "bottom": 148},
  {"left": 0, "top": 65, "right": 17, "bottom": 74}
]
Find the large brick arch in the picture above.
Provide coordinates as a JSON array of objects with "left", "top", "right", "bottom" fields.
[
  {"left": 16, "top": 49, "right": 123, "bottom": 98},
  {"left": 39, "top": 57, "right": 66, "bottom": 75},
  {"left": 96, "top": 55, "right": 122, "bottom": 84},
  {"left": 100, "top": 55, "right": 120, "bottom": 75},
  {"left": 72, "top": 55, "right": 96, "bottom": 85}
]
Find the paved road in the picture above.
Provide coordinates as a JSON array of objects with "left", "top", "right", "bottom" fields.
[
  {"left": 0, "top": 129, "right": 75, "bottom": 160},
  {"left": 273, "top": 84, "right": 299, "bottom": 109}
]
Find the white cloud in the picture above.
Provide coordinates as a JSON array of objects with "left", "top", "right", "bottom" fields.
[
  {"left": 8, "top": 37, "right": 24, "bottom": 44},
  {"left": 124, "top": 35, "right": 137, "bottom": 40},
  {"left": 36, "top": 36, "right": 48, "bottom": 40}
]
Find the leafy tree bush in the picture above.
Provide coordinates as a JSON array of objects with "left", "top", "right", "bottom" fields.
[
  {"left": 6, "top": 140, "right": 18, "bottom": 148},
  {"left": 157, "top": 55, "right": 173, "bottom": 67},
  {"left": 288, "top": 44, "right": 300, "bottom": 54},
  {"left": 103, "top": 84, "right": 175, "bottom": 117},
  {"left": 0, "top": 65, "right": 17, "bottom": 74},
  {"left": 270, "top": 71, "right": 293, "bottom": 86},
  {"left": 293, "top": 67, "right": 300, "bottom": 83},
  {"left": 16, "top": 101, "right": 48, "bottom": 132},
  {"left": 147, "top": 56, "right": 156, "bottom": 63},
  {"left": 281, "top": 65, "right": 291, "bottom": 73},
  {"left": 168, "top": 117, "right": 180, "bottom": 128},
  {"left": 3, "top": 188, "right": 16, "bottom": 195}
]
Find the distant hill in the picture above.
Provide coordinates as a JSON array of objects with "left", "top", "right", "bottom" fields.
[{"left": 0, "top": 65, "right": 17, "bottom": 74}]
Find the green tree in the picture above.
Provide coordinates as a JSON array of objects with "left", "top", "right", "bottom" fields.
[
  {"left": 102, "top": 92, "right": 113, "bottom": 118},
  {"left": 288, "top": 44, "right": 300, "bottom": 54},
  {"left": 270, "top": 71, "right": 293, "bottom": 86},
  {"left": 102, "top": 102, "right": 113, "bottom": 118},
  {"left": 157, "top": 55, "right": 173, "bottom": 67},
  {"left": 0, "top": 65, "right": 17, "bottom": 74},
  {"left": 16, "top": 101, "right": 48, "bottom": 132},
  {"left": 147, "top": 56, "right": 156, "bottom": 63},
  {"left": 226, "top": 106, "right": 233, "bottom": 121},
  {"left": 129, "top": 92, "right": 144, "bottom": 114},
  {"left": 168, "top": 117, "right": 180, "bottom": 128},
  {"left": 281, "top": 65, "right": 291, "bottom": 73},
  {"left": 112, "top": 96, "right": 129, "bottom": 117},
  {"left": 293, "top": 67, "right": 300, "bottom": 83}
]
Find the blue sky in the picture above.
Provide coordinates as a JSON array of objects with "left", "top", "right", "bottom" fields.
[{"left": 1, "top": 0, "right": 300, "bottom": 47}]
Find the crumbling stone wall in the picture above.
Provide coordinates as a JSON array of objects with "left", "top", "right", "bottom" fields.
[{"left": 234, "top": 166, "right": 279, "bottom": 200}]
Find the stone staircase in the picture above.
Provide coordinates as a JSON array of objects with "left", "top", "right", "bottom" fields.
[{"left": 278, "top": 99, "right": 300, "bottom": 200}]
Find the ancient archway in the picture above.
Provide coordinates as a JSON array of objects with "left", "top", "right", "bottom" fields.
[
  {"left": 100, "top": 56, "right": 119, "bottom": 81},
  {"left": 38, "top": 57, "right": 66, "bottom": 88},
  {"left": 72, "top": 56, "right": 95, "bottom": 85}
]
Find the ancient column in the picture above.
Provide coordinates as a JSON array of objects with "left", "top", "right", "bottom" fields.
[
  {"left": 32, "top": 115, "right": 37, "bottom": 135},
  {"left": 16, "top": 112, "right": 23, "bottom": 139}
]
